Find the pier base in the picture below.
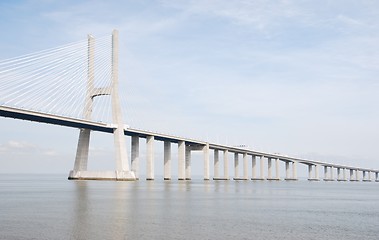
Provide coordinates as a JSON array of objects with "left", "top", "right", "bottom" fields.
[
  {"left": 68, "top": 170, "right": 136, "bottom": 181},
  {"left": 267, "top": 178, "right": 280, "bottom": 181},
  {"left": 251, "top": 178, "right": 265, "bottom": 180},
  {"left": 213, "top": 177, "right": 229, "bottom": 180},
  {"left": 285, "top": 178, "right": 298, "bottom": 181},
  {"left": 307, "top": 178, "right": 319, "bottom": 181},
  {"left": 233, "top": 177, "right": 248, "bottom": 180}
]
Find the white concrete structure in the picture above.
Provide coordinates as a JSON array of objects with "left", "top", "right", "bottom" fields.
[{"left": 69, "top": 30, "right": 135, "bottom": 180}]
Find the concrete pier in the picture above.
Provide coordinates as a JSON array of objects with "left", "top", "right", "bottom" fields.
[
  {"left": 337, "top": 168, "right": 347, "bottom": 181},
  {"left": 308, "top": 164, "right": 320, "bottom": 181},
  {"left": 266, "top": 158, "right": 279, "bottom": 180},
  {"left": 323, "top": 166, "right": 334, "bottom": 181},
  {"left": 203, "top": 144, "right": 210, "bottom": 180},
  {"left": 223, "top": 150, "right": 229, "bottom": 180},
  {"left": 267, "top": 158, "right": 272, "bottom": 180},
  {"left": 243, "top": 153, "right": 248, "bottom": 180},
  {"left": 275, "top": 159, "right": 280, "bottom": 180},
  {"left": 363, "top": 171, "right": 372, "bottom": 182},
  {"left": 178, "top": 141, "right": 185, "bottom": 180},
  {"left": 164, "top": 141, "right": 171, "bottom": 180},
  {"left": 146, "top": 136, "right": 154, "bottom": 180},
  {"left": 285, "top": 161, "right": 297, "bottom": 181},
  {"left": 308, "top": 165, "right": 312, "bottom": 180},
  {"left": 285, "top": 162, "right": 290, "bottom": 179},
  {"left": 349, "top": 169, "right": 357, "bottom": 182},
  {"left": 185, "top": 146, "right": 191, "bottom": 180},
  {"left": 252, "top": 156, "right": 265, "bottom": 180},
  {"left": 233, "top": 153, "right": 239, "bottom": 180},
  {"left": 131, "top": 136, "right": 139, "bottom": 179},
  {"left": 213, "top": 149, "right": 220, "bottom": 180},
  {"left": 292, "top": 161, "right": 298, "bottom": 180}
]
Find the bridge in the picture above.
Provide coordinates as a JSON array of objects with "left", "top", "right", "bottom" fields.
[{"left": 1, "top": 30, "right": 378, "bottom": 182}]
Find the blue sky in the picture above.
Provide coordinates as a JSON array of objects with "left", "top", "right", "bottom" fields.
[{"left": 0, "top": 0, "right": 378, "bottom": 176}]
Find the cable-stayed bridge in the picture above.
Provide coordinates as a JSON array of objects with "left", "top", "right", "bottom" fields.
[{"left": 1, "top": 30, "right": 378, "bottom": 182}]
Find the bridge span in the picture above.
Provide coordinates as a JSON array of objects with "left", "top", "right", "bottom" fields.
[{"left": 1, "top": 105, "right": 378, "bottom": 182}]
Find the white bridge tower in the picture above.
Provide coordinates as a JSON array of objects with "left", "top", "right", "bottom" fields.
[{"left": 68, "top": 30, "right": 136, "bottom": 180}]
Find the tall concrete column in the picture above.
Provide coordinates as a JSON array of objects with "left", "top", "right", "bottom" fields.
[
  {"left": 285, "top": 162, "right": 290, "bottom": 179},
  {"left": 164, "top": 141, "right": 171, "bottom": 180},
  {"left": 275, "top": 159, "right": 280, "bottom": 180},
  {"left": 243, "top": 153, "right": 248, "bottom": 180},
  {"left": 343, "top": 168, "right": 347, "bottom": 181},
  {"left": 73, "top": 129, "right": 91, "bottom": 172},
  {"left": 267, "top": 158, "right": 272, "bottom": 179},
  {"left": 146, "top": 136, "right": 154, "bottom": 180},
  {"left": 131, "top": 136, "right": 139, "bottom": 179},
  {"left": 203, "top": 144, "right": 210, "bottom": 180},
  {"left": 224, "top": 150, "right": 229, "bottom": 180},
  {"left": 315, "top": 165, "right": 319, "bottom": 180},
  {"left": 251, "top": 156, "right": 257, "bottom": 179},
  {"left": 349, "top": 169, "right": 354, "bottom": 181},
  {"left": 260, "top": 156, "right": 265, "bottom": 179},
  {"left": 337, "top": 168, "right": 341, "bottom": 181},
  {"left": 368, "top": 171, "right": 372, "bottom": 181},
  {"left": 185, "top": 146, "right": 191, "bottom": 180},
  {"left": 292, "top": 161, "right": 297, "bottom": 179},
  {"left": 330, "top": 167, "right": 334, "bottom": 180},
  {"left": 324, "top": 166, "right": 328, "bottom": 181},
  {"left": 356, "top": 170, "right": 359, "bottom": 181},
  {"left": 111, "top": 30, "right": 133, "bottom": 179},
  {"left": 214, "top": 149, "right": 219, "bottom": 179},
  {"left": 178, "top": 141, "right": 185, "bottom": 180},
  {"left": 308, "top": 165, "right": 312, "bottom": 180},
  {"left": 234, "top": 153, "right": 239, "bottom": 179}
]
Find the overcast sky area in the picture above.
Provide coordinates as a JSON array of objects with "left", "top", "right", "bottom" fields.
[{"left": 0, "top": 0, "right": 378, "bottom": 177}]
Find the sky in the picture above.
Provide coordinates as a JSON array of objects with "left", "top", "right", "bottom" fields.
[{"left": 0, "top": 0, "right": 378, "bottom": 177}]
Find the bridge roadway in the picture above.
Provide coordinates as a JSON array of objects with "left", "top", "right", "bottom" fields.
[{"left": 1, "top": 105, "right": 378, "bottom": 181}]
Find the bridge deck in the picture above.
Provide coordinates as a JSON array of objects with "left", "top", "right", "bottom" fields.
[{"left": 1, "top": 105, "right": 377, "bottom": 173}]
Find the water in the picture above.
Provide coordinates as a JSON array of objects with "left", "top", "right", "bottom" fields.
[{"left": 0, "top": 175, "right": 378, "bottom": 240}]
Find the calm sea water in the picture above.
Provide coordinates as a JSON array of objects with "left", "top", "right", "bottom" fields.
[{"left": 0, "top": 174, "right": 378, "bottom": 240}]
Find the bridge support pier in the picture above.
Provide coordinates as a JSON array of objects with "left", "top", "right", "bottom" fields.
[
  {"left": 293, "top": 161, "right": 298, "bottom": 180},
  {"left": 243, "top": 153, "right": 248, "bottom": 180},
  {"left": 185, "top": 146, "right": 191, "bottom": 180},
  {"left": 252, "top": 156, "right": 265, "bottom": 180},
  {"left": 131, "top": 136, "right": 139, "bottom": 180},
  {"left": 213, "top": 149, "right": 220, "bottom": 180},
  {"left": 363, "top": 171, "right": 372, "bottom": 182},
  {"left": 146, "top": 136, "right": 154, "bottom": 180},
  {"left": 267, "top": 158, "right": 272, "bottom": 180},
  {"left": 178, "top": 141, "right": 185, "bottom": 180},
  {"left": 223, "top": 150, "right": 229, "bottom": 180},
  {"left": 164, "top": 141, "right": 171, "bottom": 180},
  {"left": 323, "top": 166, "right": 334, "bottom": 181},
  {"left": 307, "top": 164, "right": 320, "bottom": 181},
  {"left": 203, "top": 144, "right": 210, "bottom": 180},
  {"left": 285, "top": 161, "right": 297, "bottom": 181},
  {"left": 267, "top": 158, "right": 280, "bottom": 180},
  {"left": 233, "top": 153, "right": 239, "bottom": 180}
]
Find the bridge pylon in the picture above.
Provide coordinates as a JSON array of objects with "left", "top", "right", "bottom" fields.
[{"left": 68, "top": 30, "right": 136, "bottom": 180}]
